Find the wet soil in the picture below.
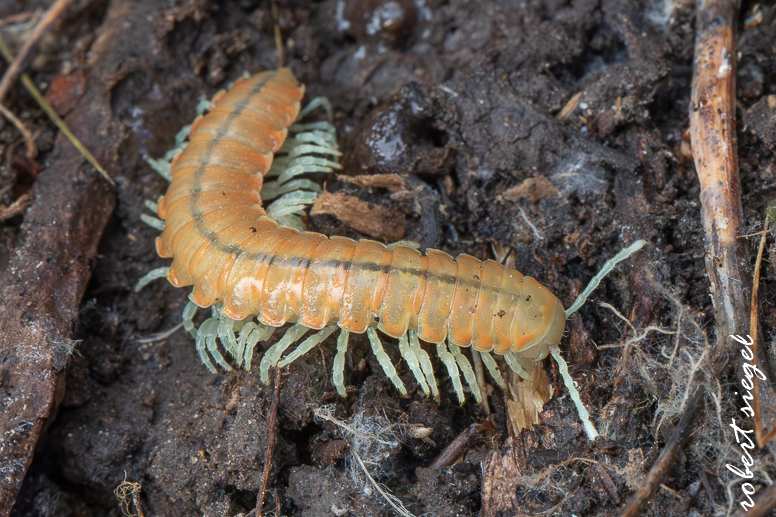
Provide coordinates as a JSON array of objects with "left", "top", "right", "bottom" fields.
[{"left": 3, "top": 0, "right": 776, "bottom": 516}]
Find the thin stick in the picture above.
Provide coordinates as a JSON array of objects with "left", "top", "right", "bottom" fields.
[
  {"left": 0, "top": 33, "right": 113, "bottom": 185},
  {"left": 689, "top": 0, "right": 748, "bottom": 348},
  {"left": 732, "top": 481, "right": 776, "bottom": 517},
  {"left": 0, "top": 0, "right": 76, "bottom": 103},
  {"left": 255, "top": 368, "right": 281, "bottom": 517},
  {"left": 0, "top": 101, "right": 35, "bottom": 158},
  {"left": 750, "top": 212, "right": 776, "bottom": 448},
  {"left": 0, "top": 11, "right": 37, "bottom": 29},
  {"left": 0, "top": 191, "right": 33, "bottom": 220},
  {"left": 619, "top": 384, "right": 705, "bottom": 517}
]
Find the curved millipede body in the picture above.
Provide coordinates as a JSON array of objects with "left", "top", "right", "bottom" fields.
[
  {"left": 141, "top": 66, "right": 651, "bottom": 441},
  {"left": 154, "top": 67, "right": 567, "bottom": 363}
]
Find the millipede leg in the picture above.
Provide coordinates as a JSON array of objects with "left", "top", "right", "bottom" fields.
[
  {"left": 277, "top": 325, "right": 336, "bottom": 367},
  {"left": 297, "top": 96, "right": 333, "bottom": 121},
  {"left": 218, "top": 319, "right": 239, "bottom": 361},
  {"left": 409, "top": 330, "right": 438, "bottom": 398},
  {"left": 436, "top": 342, "right": 464, "bottom": 404},
  {"left": 366, "top": 327, "right": 407, "bottom": 396},
  {"left": 479, "top": 351, "right": 506, "bottom": 390},
  {"left": 182, "top": 300, "right": 199, "bottom": 338},
  {"left": 550, "top": 346, "right": 599, "bottom": 440},
  {"left": 398, "top": 334, "right": 430, "bottom": 396},
  {"left": 140, "top": 213, "right": 165, "bottom": 231},
  {"left": 449, "top": 343, "right": 482, "bottom": 404},
  {"left": 332, "top": 330, "right": 349, "bottom": 397},
  {"left": 134, "top": 267, "right": 170, "bottom": 292},
  {"left": 236, "top": 322, "right": 258, "bottom": 368},
  {"left": 205, "top": 321, "right": 232, "bottom": 372},
  {"left": 195, "top": 319, "right": 218, "bottom": 373},
  {"left": 244, "top": 325, "right": 271, "bottom": 371},
  {"left": 260, "top": 324, "right": 308, "bottom": 383},
  {"left": 503, "top": 352, "right": 533, "bottom": 381}
]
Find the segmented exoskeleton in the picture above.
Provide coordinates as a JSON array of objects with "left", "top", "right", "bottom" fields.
[{"left": 139, "top": 66, "right": 645, "bottom": 441}]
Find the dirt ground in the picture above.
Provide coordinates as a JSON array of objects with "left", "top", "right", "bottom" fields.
[{"left": 2, "top": 0, "right": 776, "bottom": 515}]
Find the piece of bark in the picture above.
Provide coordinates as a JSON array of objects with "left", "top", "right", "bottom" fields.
[
  {"left": 311, "top": 190, "right": 405, "bottom": 242},
  {"left": 0, "top": 0, "right": 166, "bottom": 513}
]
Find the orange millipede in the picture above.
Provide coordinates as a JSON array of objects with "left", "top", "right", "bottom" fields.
[{"left": 138, "top": 66, "right": 645, "bottom": 441}]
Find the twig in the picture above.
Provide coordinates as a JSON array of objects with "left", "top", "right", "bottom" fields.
[
  {"left": 0, "top": 33, "right": 113, "bottom": 185},
  {"left": 135, "top": 322, "right": 184, "bottom": 344},
  {"left": 0, "top": 191, "right": 33, "bottom": 220},
  {"left": 0, "top": 11, "right": 38, "bottom": 29},
  {"left": 750, "top": 212, "right": 776, "bottom": 448},
  {"left": 0, "top": 0, "right": 76, "bottom": 103},
  {"left": 732, "top": 482, "right": 776, "bottom": 517},
  {"left": 255, "top": 368, "right": 281, "bottom": 517},
  {"left": 428, "top": 417, "right": 496, "bottom": 469},
  {"left": 0, "top": 101, "right": 36, "bottom": 158},
  {"left": 689, "top": 0, "right": 748, "bottom": 348},
  {"left": 619, "top": 384, "right": 705, "bottom": 517}
]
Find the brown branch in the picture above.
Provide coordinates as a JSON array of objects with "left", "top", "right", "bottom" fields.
[
  {"left": 255, "top": 368, "right": 282, "bottom": 517},
  {"left": 689, "top": 0, "right": 748, "bottom": 348},
  {"left": 0, "top": 102, "right": 36, "bottom": 159},
  {"left": 750, "top": 215, "right": 776, "bottom": 448},
  {"left": 0, "top": 191, "right": 33, "bottom": 220},
  {"left": 732, "top": 482, "right": 776, "bottom": 517},
  {"left": 618, "top": 385, "right": 706, "bottom": 517},
  {"left": 0, "top": 0, "right": 76, "bottom": 103},
  {"left": 0, "top": 12, "right": 37, "bottom": 29}
]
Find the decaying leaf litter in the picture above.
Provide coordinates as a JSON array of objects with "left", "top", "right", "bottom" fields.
[{"left": 1, "top": 0, "right": 776, "bottom": 516}]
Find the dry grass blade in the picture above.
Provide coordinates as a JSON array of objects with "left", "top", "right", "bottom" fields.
[
  {"left": 0, "top": 21, "right": 114, "bottom": 185},
  {"left": 0, "top": 0, "right": 76, "bottom": 102}
]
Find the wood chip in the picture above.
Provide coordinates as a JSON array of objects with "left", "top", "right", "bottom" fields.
[
  {"left": 311, "top": 190, "right": 405, "bottom": 242},
  {"left": 502, "top": 176, "right": 561, "bottom": 203}
]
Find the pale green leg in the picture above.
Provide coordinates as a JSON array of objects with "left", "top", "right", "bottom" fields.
[
  {"left": 504, "top": 352, "right": 533, "bottom": 381},
  {"left": 244, "top": 324, "right": 274, "bottom": 371},
  {"left": 449, "top": 343, "right": 482, "bottom": 404},
  {"left": 367, "top": 327, "right": 407, "bottom": 396},
  {"left": 332, "top": 330, "right": 350, "bottom": 397},
  {"left": 260, "top": 324, "right": 308, "bottom": 383},
  {"left": 144, "top": 199, "right": 158, "bottom": 214},
  {"left": 479, "top": 351, "right": 506, "bottom": 390},
  {"left": 436, "top": 342, "right": 464, "bottom": 404},
  {"left": 206, "top": 321, "right": 232, "bottom": 372},
  {"left": 550, "top": 346, "right": 599, "bottom": 440},
  {"left": 195, "top": 319, "right": 218, "bottom": 373},
  {"left": 134, "top": 267, "right": 170, "bottom": 292},
  {"left": 218, "top": 319, "right": 239, "bottom": 361},
  {"left": 236, "top": 322, "right": 258, "bottom": 368},
  {"left": 140, "top": 213, "right": 165, "bottom": 231},
  {"left": 182, "top": 300, "right": 198, "bottom": 338},
  {"left": 409, "top": 330, "right": 438, "bottom": 398},
  {"left": 278, "top": 326, "right": 337, "bottom": 367},
  {"left": 398, "top": 334, "right": 430, "bottom": 396},
  {"left": 298, "top": 96, "right": 333, "bottom": 120}
]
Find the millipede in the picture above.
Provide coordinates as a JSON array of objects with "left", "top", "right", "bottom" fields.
[{"left": 137, "top": 62, "right": 645, "bottom": 441}]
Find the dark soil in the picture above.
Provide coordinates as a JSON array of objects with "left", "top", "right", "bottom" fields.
[{"left": 2, "top": 0, "right": 776, "bottom": 516}]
